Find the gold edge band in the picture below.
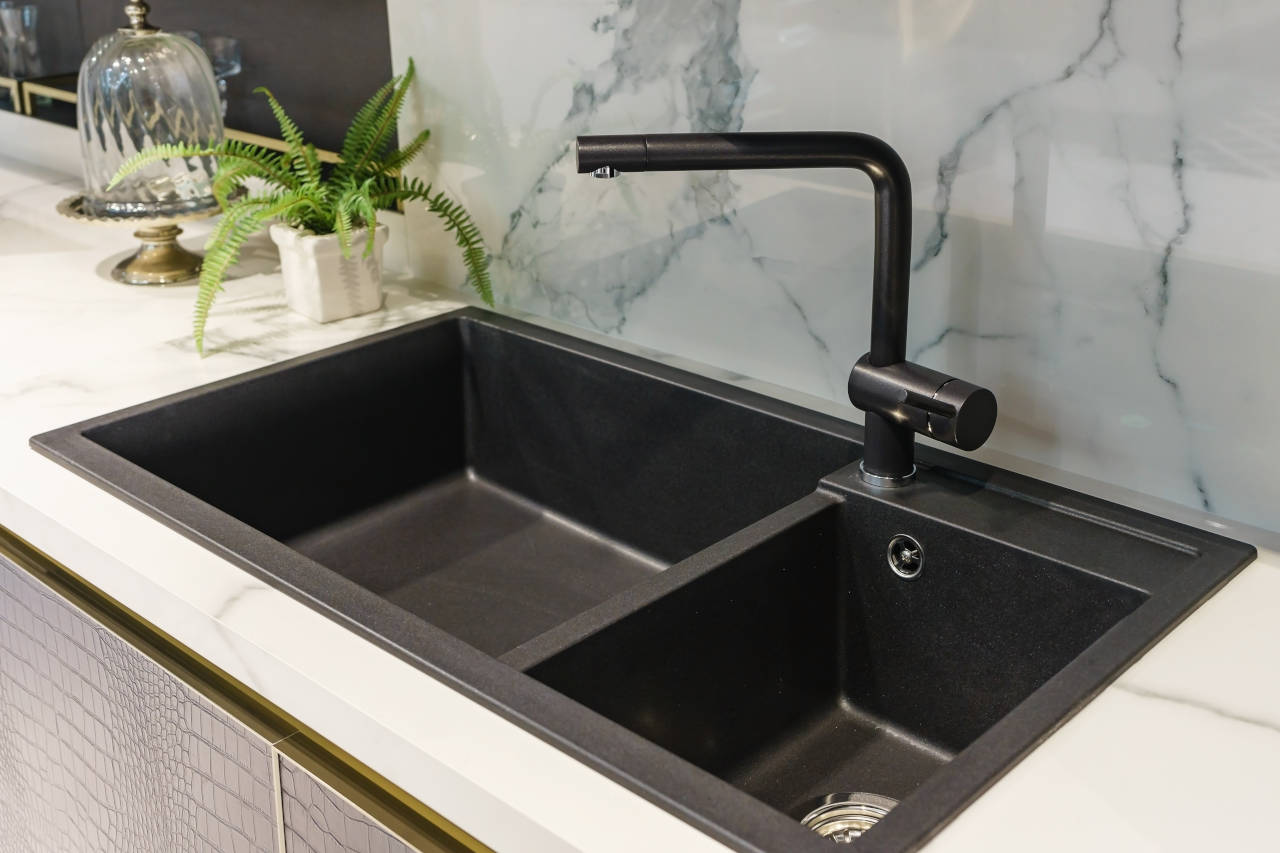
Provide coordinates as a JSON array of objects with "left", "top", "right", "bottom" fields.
[
  {"left": 224, "top": 128, "right": 341, "bottom": 164},
  {"left": 21, "top": 82, "right": 78, "bottom": 105},
  {"left": 11, "top": 82, "right": 341, "bottom": 164},
  {"left": 0, "top": 524, "right": 492, "bottom": 853},
  {"left": 0, "top": 76, "right": 18, "bottom": 113}
]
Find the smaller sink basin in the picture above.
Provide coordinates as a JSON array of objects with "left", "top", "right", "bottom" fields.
[
  {"left": 522, "top": 463, "right": 1249, "bottom": 850},
  {"left": 530, "top": 478, "right": 1151, "bottom": 820}
]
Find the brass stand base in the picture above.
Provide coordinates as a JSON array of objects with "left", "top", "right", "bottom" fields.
[{"left": 111, "top": 225, "right": 202, "bottom": 286}]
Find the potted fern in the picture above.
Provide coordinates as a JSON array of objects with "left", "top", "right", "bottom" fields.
[{"left": 110, "top": 60, "right": 491, "bottom": 354}]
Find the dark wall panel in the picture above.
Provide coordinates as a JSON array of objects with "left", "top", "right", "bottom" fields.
[
  {"left": 72, "top": 1, "right": 393, "bottom": 151},
  {"left": 28, "top": 0, "right": 87, "bottom": 76}
]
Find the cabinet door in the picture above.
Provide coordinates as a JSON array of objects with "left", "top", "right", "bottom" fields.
[
  {"left": 0, "top": 553, "right": 281, "bottom": 853},
  {"left": 278, "top": 755, "right": 416, "bottom": 853}
]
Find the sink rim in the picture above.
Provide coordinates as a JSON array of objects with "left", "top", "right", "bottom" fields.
[{"left": 29, "top": 306, "right": 1256, "bottom": 853}]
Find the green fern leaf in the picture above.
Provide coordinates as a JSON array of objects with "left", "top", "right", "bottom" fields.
[
  {"left": 424, "top": 189, "right": 492, "bottom": 305},
  {"left": 334, "top": 77, "right": 397, "bottom": 183},
  {"left": 254, "top": 86, "right": 305, "bottom": 150},
  {"left": 342, "top": 59, "right": 416, "bottom": 182},
  {"left": 108, "top": 142, "right": 212, "bottom": 189},
  {"left": 377, "top": 128, "right": 431, "bottom": 176},
  {"left": 193, "top": 202, "right": 264, "bottom": 353},
  {"left": 117, "top": 62, "right": 494, "bottom": 352},
  {"left": 333, "top": 192, "right": 354, "bottom": 258},
  {"left": 351, "top": 185, "right": 381, "bottom": 258},
  {"left": 255, "top": 86, "right": 321, "bottom": 188},
  {"left": 359, "top": 174, "right": 491, "bottom": 303},
  {"left": 210, "top": 140, "right": 296, "bottom": 190},
  {"left": 193, "top": 189, "right": 328, "bottom": 353}
]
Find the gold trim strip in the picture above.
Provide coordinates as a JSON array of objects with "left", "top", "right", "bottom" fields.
[
  {"left": 224, "top": 127, "right": 341, "bottom": 164},
  {"left": 13, "top": 82, "right": 341, "bottom": 164},
  {"left": 0, "top": 525, "right": 491, "bottom": 853},
  {"left": 0, "top": 76, "right": 18, "bottom": 113},
  {"left": 21, "top": 81, "right": 77, "bottom": 115}
]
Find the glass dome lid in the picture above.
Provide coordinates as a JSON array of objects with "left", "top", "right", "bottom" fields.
[{"left": 77, "top": 2, "right": 223, "bottom": 219}]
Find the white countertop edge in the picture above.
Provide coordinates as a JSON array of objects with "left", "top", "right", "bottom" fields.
[{"left": 0, "top": 460, "right": 734, "bottom": 853}]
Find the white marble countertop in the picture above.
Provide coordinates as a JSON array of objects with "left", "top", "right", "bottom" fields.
[{"left": 1, "top": 145, "right": 1277, "bottom": 852}]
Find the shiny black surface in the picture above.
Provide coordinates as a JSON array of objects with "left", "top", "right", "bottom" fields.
[
  {"left": 847, "top": 356, "right": 997, "bottom": 452},
  {"left": 32, "top": 308, "right": 1255, "bottom": 853}
]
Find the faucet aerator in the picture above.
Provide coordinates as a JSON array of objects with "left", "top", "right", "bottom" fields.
[{"left": 592, "top": 166, "right": 620, "bottom": 179}]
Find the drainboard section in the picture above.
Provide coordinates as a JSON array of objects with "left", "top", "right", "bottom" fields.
[{"left": 75, "top": 316, "right": 859, "bottom": 656}]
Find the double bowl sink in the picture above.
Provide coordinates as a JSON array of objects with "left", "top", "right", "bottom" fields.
[{"left": 33, "top": 308, "right": 1254, "bottom": 851}]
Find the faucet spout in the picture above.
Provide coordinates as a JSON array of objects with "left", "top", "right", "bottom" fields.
[
  {"left": 577, "top": 133, "right": 912, "bottom": 366},
  {"left": 575, "top": 132, "right": 996, "bottom": 485}
]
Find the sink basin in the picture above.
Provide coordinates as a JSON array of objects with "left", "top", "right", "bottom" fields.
[
  {"left": 33, "top": 307, "right": 1254, "bottom": 852},
  {"left": 43, "top": 311, "right": 855, "bottom": 656},
  {"left": 528, "top": 476, "right": 1157, "bottom": 831}
]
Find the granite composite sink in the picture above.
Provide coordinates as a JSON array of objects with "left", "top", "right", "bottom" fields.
[{"left": 33, "top": 307, "right": 1254, "bottom": 851}]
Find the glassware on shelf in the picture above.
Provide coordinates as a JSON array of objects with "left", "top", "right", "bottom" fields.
[
  {"left": 0, "top": 3, "right": 42, "bottom": 79},
  {"left": 64, "top": 2, "right": 225, "bottom": 285},
  {"left": 0, "top": 3, "right": 13, "bottom": 78},
  {"left": 76, "top": 1, "right": 223, "bottom": 220},
  {"left": 171, "top": 29, "right": 203, "bottom": 47},
  {"left": 203, "top": 36, "right": 241, "bottom": 118}
]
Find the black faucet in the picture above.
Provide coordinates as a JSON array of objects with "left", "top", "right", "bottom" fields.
[{"left": 576, "top": 132, "right": 997, "bottom": 486}]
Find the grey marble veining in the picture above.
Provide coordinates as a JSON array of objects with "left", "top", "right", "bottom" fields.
[{"left": 390, "top": 0, "right": 1280, "bottom": 531}]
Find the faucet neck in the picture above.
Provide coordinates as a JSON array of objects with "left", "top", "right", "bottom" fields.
[
  {"left": 575, "top": 131, "right": 1002, "bottom": 487},
  {"left": 576, "top": 132, "right": 913, "bottom": 366}
]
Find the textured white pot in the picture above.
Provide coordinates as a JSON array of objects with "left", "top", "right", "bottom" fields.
[{"left": 269, "top": 223, "right": 389, "bottom": 323}]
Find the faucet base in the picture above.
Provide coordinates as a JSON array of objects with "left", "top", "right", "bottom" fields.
[
  {"left": 859, "top": 412, "right": 917, "bottom": 486},
  {"left": 858, "top": 460, "right": 917, "bottom": 488}
]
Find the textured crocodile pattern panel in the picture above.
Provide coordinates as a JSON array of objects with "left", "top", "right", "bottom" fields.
[
  {"left": 0, "top": 554, "right": 280, "bottom": 853},
  {"left": 279, "top": 755, "right": 414, "bottom": 853}
]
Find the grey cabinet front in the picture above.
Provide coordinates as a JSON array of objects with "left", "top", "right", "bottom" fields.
[
  {"left": 0, "top": 553, "right": 280, "bottom": 853},
  {"left": 278, "top": 755, "right": 416, "bottom": 853}
]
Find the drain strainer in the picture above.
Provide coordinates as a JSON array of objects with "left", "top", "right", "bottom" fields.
[{"left": 799, "top": 793, "right": 900, "bottom": 844}]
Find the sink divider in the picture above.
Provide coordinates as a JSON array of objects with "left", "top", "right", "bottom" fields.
[{"left": 498, "top": 487, "right": 846, "bottom": 672}]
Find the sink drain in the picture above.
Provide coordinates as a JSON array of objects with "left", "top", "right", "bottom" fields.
[
  {"left": 799, "top": 793, "right": 900, "bottom": 844},
  {"left": 886, "top": 534, "right": 923, "bottom": 579}
]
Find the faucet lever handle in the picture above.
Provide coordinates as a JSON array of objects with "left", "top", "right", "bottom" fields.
[
  {"left": 896, "top": 387, "right": 957, "bottom": 419},
  {"left": 849, "top": 355, "right": 997, "bottom": 454}
]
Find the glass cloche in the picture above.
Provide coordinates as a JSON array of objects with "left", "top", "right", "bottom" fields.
[{"left": 77, "top": 2, "right": 223, "bottom": 219}]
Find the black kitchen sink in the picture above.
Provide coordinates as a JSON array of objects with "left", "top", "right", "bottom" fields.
[{"left": 33, "top": 307, "right": 1254, "bottom": 852}]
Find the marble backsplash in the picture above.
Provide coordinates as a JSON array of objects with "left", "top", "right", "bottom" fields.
[{"left": 388, "top": 0, "right": 1280, "bottom": 531}]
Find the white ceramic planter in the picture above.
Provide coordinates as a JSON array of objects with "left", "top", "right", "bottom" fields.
[{"left": 269, "top": 223, "right": 389, "bottom": 323}]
